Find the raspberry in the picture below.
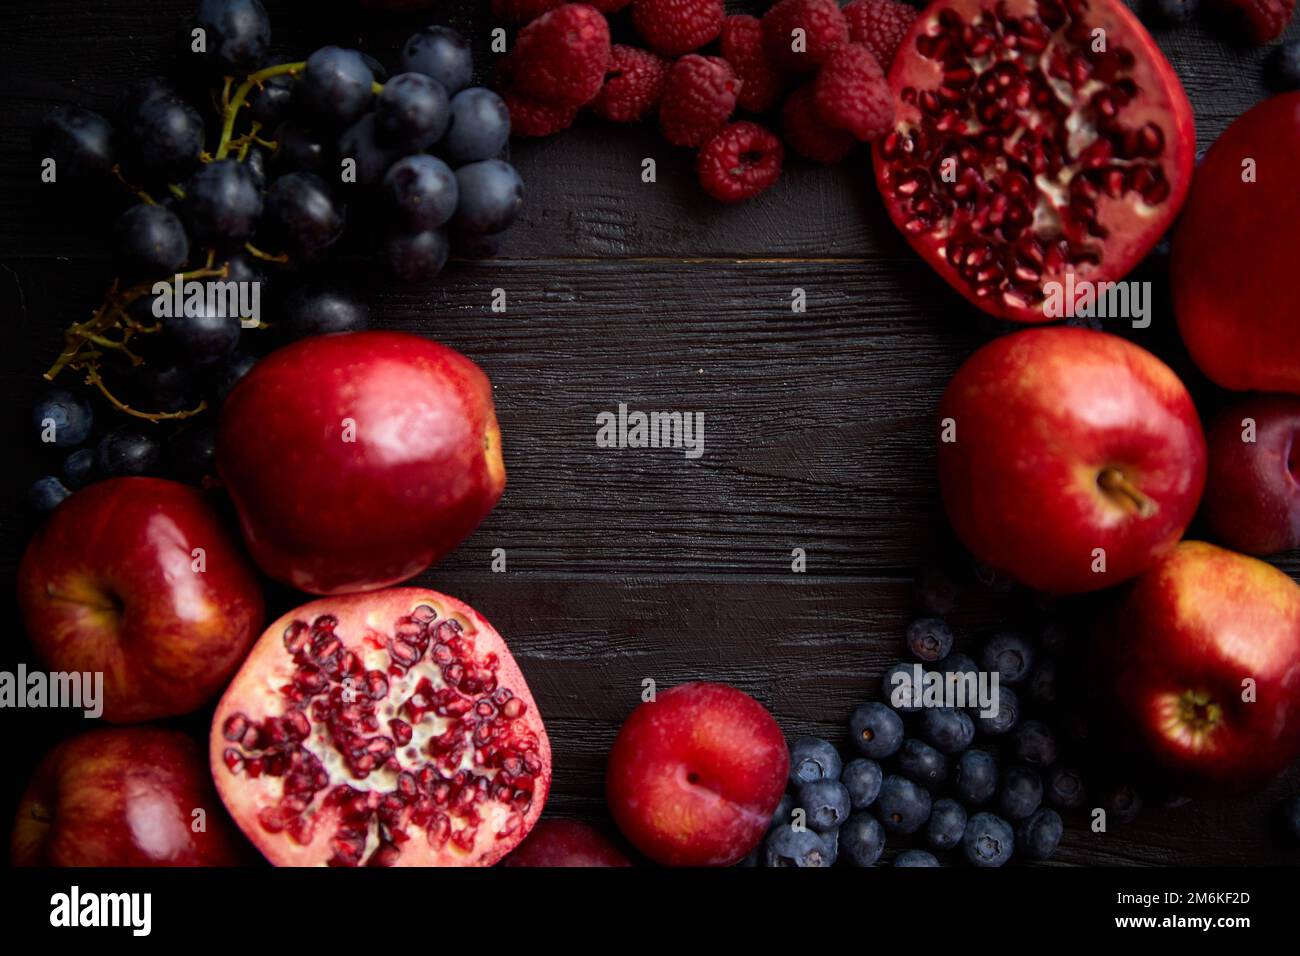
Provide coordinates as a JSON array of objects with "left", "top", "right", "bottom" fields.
[
  {"left": 512, "top": 4, "right": 612, "bottom": 107},
  {"left": 782, "top": 83, "right": 854, "bottom": 164},
  {"left": 762, "top": 0, "right": 850, "bottom": 74},
  {"left": 491, "top": 0, "right": 630, "bottom": 19},
  {"left": 720, "top": 15, "right": 787, "bottom": 114},
  {"left": 1212, "top": 0, "right": 1295, "bottom": 42},
  {"left": 590, "top": 45, "right": 671, "bottom": 122},
  {"left": 658, "top": 54, "right": 740, "bottom": 148},
  {"left": 814, "top": 43, "right": 893, "bottom": 142},
  {"left": 842, "top": 0, "right": 919, "bottom": 72},
  {"left": 501, "top": 89, "right": 579, "bottom": 136},
  {"left": 631, "top": 0, "right": 725, "bottom": 57},
  {"left": 696, "top": 121, "right": 784, "bottom": 202}
]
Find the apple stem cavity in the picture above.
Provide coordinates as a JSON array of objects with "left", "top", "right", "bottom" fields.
[{"left": 1098, "top": 467, "right": 1159, "bottom": 518}]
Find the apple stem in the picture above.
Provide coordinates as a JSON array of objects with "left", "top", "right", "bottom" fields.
[{"left": 1098, "top": 467, "right": 1158, "bottom": 518}]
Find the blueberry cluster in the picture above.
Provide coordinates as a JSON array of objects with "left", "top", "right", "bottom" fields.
[
  {"left": 745, "top": 603, "right": 1124, "bottom": 867},
  {"left": 30, "top": 1, "right": 521, "bottom": 510}
]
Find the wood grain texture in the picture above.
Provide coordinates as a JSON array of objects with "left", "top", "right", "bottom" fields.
[{"left": 1, "top": 0, "right": 1298, "bottom": 869}]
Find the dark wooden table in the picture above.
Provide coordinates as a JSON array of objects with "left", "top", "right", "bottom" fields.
[{"left": 2, "top": 0, "right": 1297, "bottom": 867}]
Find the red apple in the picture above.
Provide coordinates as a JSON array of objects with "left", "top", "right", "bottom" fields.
[
  {"left": 217, "top": 331, "right": 505, "bottom": 595},
  {"left": 1108, "top": 541, "right": 1300, "bottom": 793},
  {"left": 605, "top": 682, "right": 788, "bottom": 866},
  {"left": 1203, "top": 394, "right": 1300, "bottom": 555},
  {"left": 500, "top": 820, "right": 632, "bottom": 867},
  {"left": 937, "top": 327, "right": 1206, "bottom": 594},
  {"left": 18, "top": 477, "right": 265, "bottom": 722},
  {"left": 12, "top": 727, "right": 248, "bottom": 866},
  {"left": 1173, "top": 93, "right": 1300, "bottom": 395}
]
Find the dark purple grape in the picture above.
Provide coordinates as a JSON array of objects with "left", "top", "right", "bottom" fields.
[
  {"left": 453, "top": 159, "right": 523, "bottom": 234},
  {"left": 383, "top": 155, "right": 458, "bottom": 233},
  {"left": 262, "top": 172, "right": 345, "bottom": 257},
  {"left": 248, "top": 73, "right": 295, "bottom": 127},
  {"left": 300, "top": 46, "right": 374, "bottom": 128},
  {"left": 37, "top": 106, "right": 115, "bottom": 180},
  {"left": 442, "top": 87, "right": 510, "bottom": 166},
  {"left": 336, "top": 113, "right": 399, "bottom": 187},
  {"left": 164, "top": 301, "right": 242, "bottom": 365},
  {"left": 62, "top": 448, "right": 97, "bottom": 489},
  {"left": 194, "top": 0, "right": 271, "bottom": 73},
  {"left": 183, "top": 159, "right": 263, "bottom": 246},
  {"left": 122, "top": 94, "right": 205, "bottom": 178},
  {"left": 243, "top": 146, "right": 268, "bottom": 188},
  {"left": 168, "top": 425, "right": 218, "bottom": 484},
  {"left": 115, "top": 203, "right": 190, "bottom": 276},
  {"left": 274, "top": 123, "right": 326, "bottom": 173},
  {"left": 399, "top": 26, "right": 473, "bottom": 94},
  {"left": 95, "top": 429, "right": 162, "bottom": 477},
  {"left": 216, "top": 352, "right": 258, "bottom": 401},
  {"left": 375, "top": 72, "right": 449, "bottom": 151},
  {"left": 283, "top": 287, "right": 368, "bottom": 337},
  {"left": 386, "top": 229, "right": 449, "bottom": 283}
]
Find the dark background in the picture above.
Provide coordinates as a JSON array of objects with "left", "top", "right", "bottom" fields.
[{"left": 1, "top": 0, "right": 1297, "bottom": 866}]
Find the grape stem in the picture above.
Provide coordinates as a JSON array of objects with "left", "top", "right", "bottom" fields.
[{"left": 215, "top": 61, "right": 305, "bottom": 160}]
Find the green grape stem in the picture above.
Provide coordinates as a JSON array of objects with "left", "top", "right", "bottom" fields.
[{"left": 215, "top": 61, "right": 305, "bottom": 160}]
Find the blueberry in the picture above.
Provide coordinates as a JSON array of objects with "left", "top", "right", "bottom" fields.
[
  {"left": 1151, "top": 0, "right": 1199, "bottom": 22},
  {"left": 386, "top": 229, "right": 450, "bottom": 284},
  {"left": 973, "top": 685, "right": 1019, "bottom": 736},
  {"left": 954, "top": 749, "right": 998, "bottom": 806},
  {"left": 770, "top": 792, "right": 795, "bottom": 829},
  {"left": 384, "top": 155, "right": 459, "bottom": 233},
  {"left": 283, "top": 287, "right": 369, "bottom": 337},
  {"left": 194, "top": 0, "right": 271, "bottom": 73},
  {"left": 764, "top": 824, "right": 833, "bottom": 867},
  {"left": 849, "top": 702, "right": 904, "bottom": 759},
  {"left": 962, "top": 812, "right": 1015, "bottom": 867},
  {"left": 798, "top": 780, "right": 851, "bottom": 832},
  {"left": 788, "top": 736, "right": 842, "bottom": 788},
  {"left": 1046, "top": 767, "right": 1086, "bottom": 810},
  {"left": 38, "top": 106, "right": 115, "bottom": 180},
  {"left": 905, "top": 617, "right": 954, "bottom": 662},
  {"left": 62, "top": 448, "right": 96, "bottom": 489},
  {"left": 876, "top": 774, "right": 932, "bottom": 835},
  {"left": 919, "top": 707, "right": 975, "bottom": 754},
  {"left": 115, "top": 203, "right": 190, "bottom": 277},
  {"left": 1017, "top": 808, "right": 1063, "bottom": 861},
  {"left": 1013, "top": 720, "right": 1057, "bottom": 767},
  {"left": 981, "top": 632, "right": 1034, "bottom": 685},
  {"left": 927, "top": 798, "right": 967, "bottom": 851},
  {"left": 1104, "top": 783, "right": 1143, "bottom": 825},
  {"left": 443, "top": 87, "right": 511, "bottom": 166},
  {"left": 183, "top": 158, "right": 263, "bottom": 246},
  {"left": 882, "top": 661, "right": 923, "bottom": 713},
  {"left": 840, "top": 812, "right": 886, "bottom": 866},
  {"left": 29, "top": 476, "right": 70, "bottom": 513},
  {"left": 399, "top": 26, "right": 474, "bottom": 95},
  {"left": 453, "top": 159, "right": 524, "bottom": 234},
  {"left": 1280, "top": 795, "right": 1300, "bottom": 844},
  {"left": 168, "top": 426, "right": 217, "bottom": 484},
  {"left": 841, "top": 758, "right": 883, "bottom": 810},
  {"left": 1027, "top": 656, "right": 1058, "bottom": 703},
  {"left": 896, "top": 738, "right": 947, "bottom": 788},
  {"left": 216, "top": 352, "right": 258, "bottom": 401},
  {"left": 33, "top": 388, "right": 93, "bottom": 448},
  {"left": 300, "top": 46, "right": 374, "bottom": 127},
  {"left": 95, "top": 429, "right": 162, "bottom": 477},
  {"left": 820, "top": 827, "right": 840, "bottom": 865},
  {"left": 937, "top": 652, "right": 978, "bottom": 680},
  {"left": 376, "top": 73, "right": 450, "bottom": 152},
  {"left": 1270, "top": 41, "right": 1300, "bottom": 91},
  {"left": 894, "top": 850, "right": 940, "bottom": 867},
  {"left": 998, "top": 767, "right": 1043, "bottom": 820}
]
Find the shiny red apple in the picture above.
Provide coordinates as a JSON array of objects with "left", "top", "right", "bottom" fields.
[
  {"left": 937, "top": 327, "right": 1206, "bottom": 594},
  {"left": 1174, "top": 93, "right": 1300, "bottom": 395},
  {"left": 18, "top": 477, "right": 265, "bottom": 722},
  {"left": 217, "top": 331, "right": 505, "bottom": 595},
  {"left": 1108, "top": 541, "right": 1300, "bottom": 793},
  {"left": 606, "top": 682, "right": 788, "bottom": 866},
  {"left": 1202, "top": 394, "right": 1300, "bottom": 556},
  {"left": 12, "top": 727, "right": 248, "bottom": 866},
  {"left": 501, "top": 819, "right": 632, "bottom": 867}
]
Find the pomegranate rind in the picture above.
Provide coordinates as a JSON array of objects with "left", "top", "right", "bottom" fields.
[
  {"left": 209, "top": 588, "right": 550, "bottom": 867},
  {"left": 872, "top": 0, "right": 1195, "bottom": 323}
]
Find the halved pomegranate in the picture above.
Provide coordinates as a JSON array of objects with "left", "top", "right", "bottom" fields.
[
  {"left": 209, "top": 588, "right": 551, "bottom": 866},
  {"left": 872, "top": 0, "right": 1195, "bottom": 323}
]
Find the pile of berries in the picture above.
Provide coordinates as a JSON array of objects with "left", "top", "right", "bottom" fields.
[
  {"left": 29, "top": 0, "right": 523, "bottom": 510},
  {"left": 491, "top": 0, "right": 916, "bottom": 203},
  {"left": 1146, "top": 0, "right": 1299, "bottom": 89}
]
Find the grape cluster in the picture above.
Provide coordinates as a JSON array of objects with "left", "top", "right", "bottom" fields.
[{"left": 29, "top": 1, "right": 522, "bottom": 511}]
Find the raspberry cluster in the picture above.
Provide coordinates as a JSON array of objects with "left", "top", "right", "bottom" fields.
[{"left": 491, "top": 0, "right": 912, "bottom": 204}]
